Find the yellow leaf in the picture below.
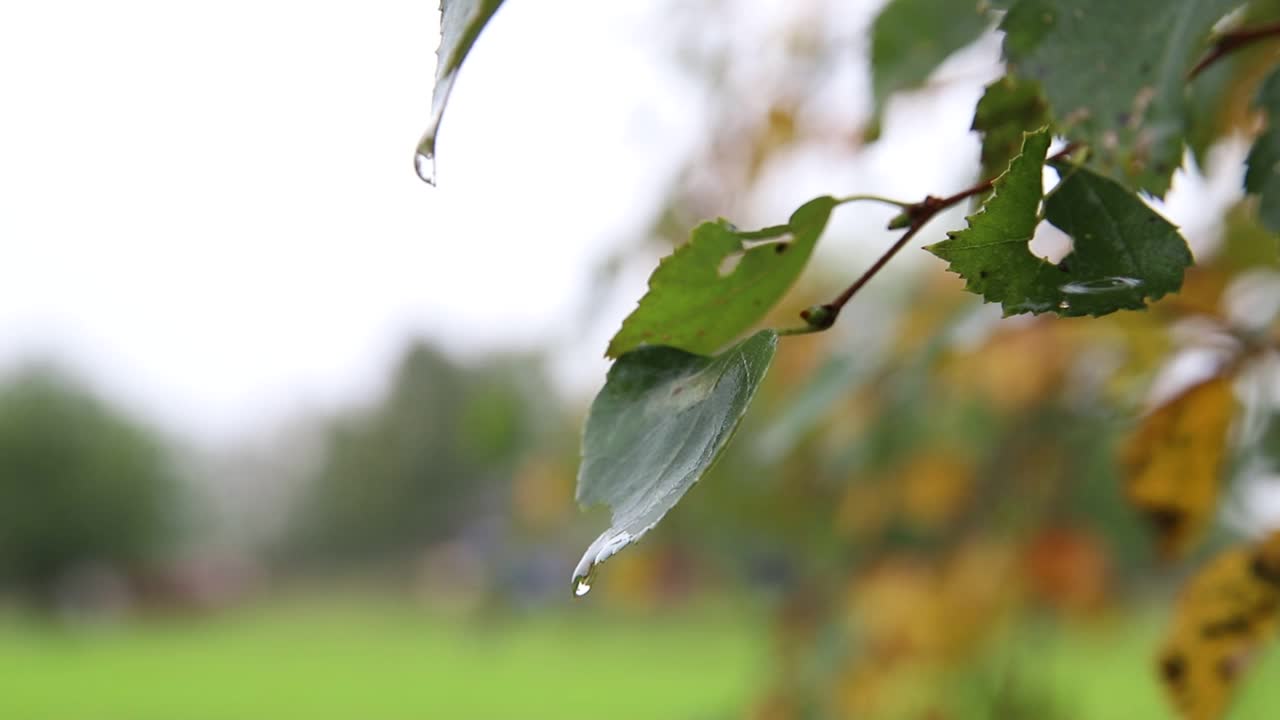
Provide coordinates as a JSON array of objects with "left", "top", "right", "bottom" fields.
[
  {"left": 1159, "top": 532, "right": 1280, "bottom": 720},
  {"left": 1121, "top": 376, "right": 1237, "bottom": 559}
]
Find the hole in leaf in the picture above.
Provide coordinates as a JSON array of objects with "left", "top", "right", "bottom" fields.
[
  {"left": 717, "top": 235, "right": 794, "bottom": 277},
  {"left": 1030, "top": 220, "right": 1072, "bottom": 263},
  {"left": 718, "top": 252, "right": 744, "bottom": 277}
]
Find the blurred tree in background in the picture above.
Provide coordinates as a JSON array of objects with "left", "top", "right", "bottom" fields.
[
  {"left": 285, "top": 342, "right": 565, "bottom": 570},
  {"left": 0, "top": 366, "right": 176, "bottom": 602}
]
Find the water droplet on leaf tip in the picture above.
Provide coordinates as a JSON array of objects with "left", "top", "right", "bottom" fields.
[
  {"left": 414, "top": 151, "right": 436, "bottom": 186},
  {"left": 574, "top": 578, "right": 592, "bottom": 597}
]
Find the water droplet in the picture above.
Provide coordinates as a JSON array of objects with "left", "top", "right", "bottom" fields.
[
  {"left": 414, "top": 113, "right": 440, "bottom": 186},
  {"left": 1058, "top": 300, "right": 1070, "bottom": 310},
  {"left": 414, "top": 150, "right": 436, "bottom": 186},
  {"left": 1059, "top": 276, "right": 1142, "bottom": 295},
  {"left": 570, "top": 530, "right": 632, "bottom": 598},
  {"left": 571, "top": 560, "right": 595, "bottom": 598}
]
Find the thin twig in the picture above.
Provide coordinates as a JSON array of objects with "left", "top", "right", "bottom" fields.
[
  {"left": 1188, "top": 20, "right": 1280, "bottom": 80},
  {"left": 802, "top": 144, "right": 1081, "bottom": 328}
]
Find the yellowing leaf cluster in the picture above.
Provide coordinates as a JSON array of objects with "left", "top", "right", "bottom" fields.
[
  {"left": 1121, "top": 376, "right": 1238, "bottom": 559},
  {"left": 833, "top": 541, "right": 1021, "bottom": 718},
  {"left": 1160, "top": 532, "right": 1280, "bottom": 720},
  {"left": 835, "top": 450, "right": 977, "bottom": 540}
]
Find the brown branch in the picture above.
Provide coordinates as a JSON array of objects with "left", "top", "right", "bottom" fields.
[
  {"left": 1188, "top": 20, "right": 1280, "bottom": 80},
  {"left": 799, "top": 144, "right": 1080, "bottom": 331}
]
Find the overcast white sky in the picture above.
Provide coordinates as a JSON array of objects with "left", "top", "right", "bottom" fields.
[
  {"left": 0, "top": 0, "right": 1245, "bottom": 445},
  {"left": 0, "top": 0, "right": 710, "bottom": 441}
]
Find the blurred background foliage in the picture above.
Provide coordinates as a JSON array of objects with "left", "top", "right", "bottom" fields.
[{"left": 8, "top": 1, "right": 1280, "bottom": 719}]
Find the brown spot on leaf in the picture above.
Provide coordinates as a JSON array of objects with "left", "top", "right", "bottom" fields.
[
  {"left": 1251, "top": 554, "right": 1280, "bottom": 586},
  {"left": 1147, "top": 507, "right": 1186, "bottom": 538},
  {"left": 1161, "top": 653, "right": 1187, "bottom": 686},
  {"left": 1202, "top": 615, "right": 1251, "bottom": 638}
]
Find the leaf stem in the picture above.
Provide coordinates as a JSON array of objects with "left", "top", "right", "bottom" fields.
[
  {"left": 833, "top": 193, "right": 913, "bottom": 209},
  {"left": 776, "top": 324, "right": 828, "bottom": 337},
  {"left": 1188, "top": 20, "right": 1280, "bottom": 80}
]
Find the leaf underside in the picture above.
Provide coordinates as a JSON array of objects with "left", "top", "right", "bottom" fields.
[
  {"left": 416, "top": 0, "right": 506, "bottom": 167},
  {"left": 573, "top": 330, "right": 778, "bottom": 589},
  {"left": 606, "top": 197, "right": 835, "bottom": 359},
  {"left": 927, "top": 128, "right": 1192, "bottom": 317},
  {"left": 973, "top": 75, "right": 1050, "bottom": 183},
  {"left": 1001, "top": 0, "right": 1241, "bottom": 195},
  {"left": 869, "top": 0, "right": 991, "bottom": 129}
]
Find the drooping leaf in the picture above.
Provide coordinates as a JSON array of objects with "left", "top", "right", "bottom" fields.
[
  {"left": 572, "top": 330, "right": 778, "bottom": 595},
  {"left": 1001, "top": 0, "right": 1241, "bottom": 195},
  {"left": 868, "top": 0, "right": 991, "bottom": 133},
  {"left": 1121, "top": 376, "right": 1237, "bottom": 559},
  {"left": 415, "top": 0, "right": 506, "bottom": 184},
  {"left": 606, "top": 197, "right": 835, "bottom": 359},
  {"left": 1160, "top": 532, "right": 1280, "bottom": 720},
  {"left": 1246, "top": 67, "right": 1280, "bottom": 232},
  {"left": 972, "top": 75, "right": 1050, "bottom": 182},
  {"left": 928, "top": 129, "right": 1194, "bottom": 317}
]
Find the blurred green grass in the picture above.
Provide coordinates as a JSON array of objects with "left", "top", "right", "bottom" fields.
[
  {"left": 4, "top": 598, "right": 1280, "bottom": 720},
  {"left": 1007, "top": 613, "right": 1280, "bottom": 720},
  {"left": 0, "top": 597, "right": 766, "bottom": 720}
]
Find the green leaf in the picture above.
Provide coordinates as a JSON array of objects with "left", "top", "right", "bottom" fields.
[
  {"left": 415, "top": 0, "right": 506, "bottom": 184},
  {"left": 927, "top": 129, "right": 1193, "bottom": 316},
  {"left": 572, "top": 330, "right": 778, "bottom": 595},
  {"left": 1246, "top": 67, "right": 1280, "bottom": 233},
  {"left": 606, "top": 197, "right": 835, "bottom": 359},
  {"left": 1001, "top": 0, "right": 1240, "bottom": 195},
  {"left": 869, "top": 0, "right": 991, "bottom": 131},
  {"left": 973, "top": 75, "right": 1051, "bottom": 182},
  {"left": 1042, "top": 162, "right": 1193, "bottom": 314}
]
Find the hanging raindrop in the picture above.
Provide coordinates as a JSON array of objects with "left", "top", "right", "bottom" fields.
[
  {"left": 414, "top": 150, "right": 436, "bottom": 186},
  {"left": 569, "top": 530, "right": 632, "bottom": 598}
]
